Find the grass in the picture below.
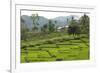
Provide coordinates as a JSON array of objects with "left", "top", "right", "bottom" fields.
[{"left": 21, "top": 33, "right": 89, "bottom": 63}]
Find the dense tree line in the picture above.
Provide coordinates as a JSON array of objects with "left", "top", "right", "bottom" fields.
[
  {"left": 67, "top": 16, "right": 80, "bottom": 36},
  {"left": 67, "top": 14, "right": 89, "bottom": 36}
]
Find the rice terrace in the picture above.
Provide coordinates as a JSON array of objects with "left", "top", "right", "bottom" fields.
[{"left": 21, "top": 10, "right": 90, "bottom": 63}]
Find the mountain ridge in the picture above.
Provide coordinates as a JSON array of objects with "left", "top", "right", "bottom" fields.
[{"left": 21, "top": 15, "right": 80, "bottom": 31}]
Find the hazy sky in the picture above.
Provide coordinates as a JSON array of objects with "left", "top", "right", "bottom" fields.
[{"left": 21, "top": 10, "right": 89, "bottom": 19}]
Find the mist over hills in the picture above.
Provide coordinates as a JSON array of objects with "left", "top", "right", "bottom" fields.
[{"left": 21, "top": 15, "right": 80, "bottom": 31}]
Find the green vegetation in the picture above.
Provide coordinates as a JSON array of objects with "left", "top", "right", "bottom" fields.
[{"left": 21, "top": 14, "right": 90, "bottom": 63}]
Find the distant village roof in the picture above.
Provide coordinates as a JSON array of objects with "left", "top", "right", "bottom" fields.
[{"left": 57, "top": 26, "right": 68, "bottom": 30}]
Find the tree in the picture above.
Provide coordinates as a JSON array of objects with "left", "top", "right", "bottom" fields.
[
  {"left": 31, "top": 13, "right": 39, "bottom": 32},
  {"left": 67, "top": 16, "right": 80, "bottom": 36},
  {"left": 79, "top": 14, "right": 89, "bottom": 34},
  {"left": 68, "top": 24, "right": 80, "bottom": 36},
  {"left": 21, "top": 18, "right": 29, "bottom": 40},
  {"left": 48, "top": 20, "right": 55, "bottom": 32},
  {"left": 41, "top": 24, "right": 48, "bottom": 33},
  {"left": 32, "top": 26, "right": 38, "bottom": 32}
]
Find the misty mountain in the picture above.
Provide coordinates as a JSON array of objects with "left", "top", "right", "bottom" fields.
[{"left": 21, "top": 15, "right": 80, "bottom": 31}]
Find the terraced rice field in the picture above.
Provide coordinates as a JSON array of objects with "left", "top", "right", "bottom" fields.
[{"left": 21, "top": 34, "right": 89, "bottom": 63}]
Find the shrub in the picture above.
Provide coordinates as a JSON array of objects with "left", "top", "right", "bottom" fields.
[
  {"left": 35, "top": 44, "right": 41, "bottom": 46},
  {"left": 21, "top": 45, "right": 27, "bottom": 49},
  {"left": 74, "top": 37, "right": 80, "bottom": 40},
  {"left": 28, "top": 44, "right": 35, "bottom": 47},
  {"left": 45, "top": 40, "right": 55, "bottom": 44},
  {"left": 56, "top": 58, "right": 63, "bottom": 61}
]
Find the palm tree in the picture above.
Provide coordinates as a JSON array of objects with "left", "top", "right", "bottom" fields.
[{"left": 31, "top": 13, "right": 39, "bottom": 32}]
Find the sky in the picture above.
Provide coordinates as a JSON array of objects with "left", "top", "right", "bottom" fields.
[{"left": 21, "top": 10, "right": 89, "bottom": 19}]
